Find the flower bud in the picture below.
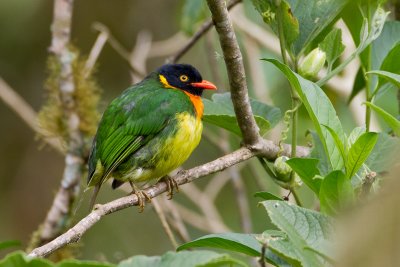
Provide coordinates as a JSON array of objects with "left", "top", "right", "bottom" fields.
[
  {"left": 299, "top": 48, "right": 326, "bottom": 78},
  {"left": 273, "top": 156, "right": 292, "bottom": 182}
]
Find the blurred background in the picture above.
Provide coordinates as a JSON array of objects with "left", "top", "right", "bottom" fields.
[{"left": 0, "top": 0, "right": 398, "bottom": 263}]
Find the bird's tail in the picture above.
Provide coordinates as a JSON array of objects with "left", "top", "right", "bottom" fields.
[{"left": 88, "top": 184, "right": 101, "bottom": 211}]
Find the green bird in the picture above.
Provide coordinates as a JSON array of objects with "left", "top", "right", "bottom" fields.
[{"left": 87, "top": 64, "right": 217, "bottom": 211}]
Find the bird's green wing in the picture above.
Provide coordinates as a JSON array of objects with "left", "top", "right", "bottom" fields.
[{"left": 87, "top": 83, "right": 185, "bottom": 187}]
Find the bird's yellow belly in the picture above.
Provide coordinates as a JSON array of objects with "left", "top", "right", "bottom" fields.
[{"left": 130, "top": 112, "right": 202, "bottom": 183}]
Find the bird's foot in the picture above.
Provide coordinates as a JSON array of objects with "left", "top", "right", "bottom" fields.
[
  {"left": 129, "top": 182, "right": 151, "bottom": 213},
  {"left": 161, "top": 175, "right": 179, "bottom": 200}
]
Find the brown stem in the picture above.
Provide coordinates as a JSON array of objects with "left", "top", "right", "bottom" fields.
[{"left": 206, "top": 0, "right": 262, "bottom": 147}]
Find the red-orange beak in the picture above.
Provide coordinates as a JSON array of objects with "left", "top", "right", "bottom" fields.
[{"left": 191, "top": 80, "right": 217, "bottom": 90}]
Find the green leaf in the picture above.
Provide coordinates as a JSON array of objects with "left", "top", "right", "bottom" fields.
[
  {"left": 264, "top": 59, "right": 345, "bottom": 170},
  {"left": 319, "top": 170, "right": 354, "bottom": 215},
  {"left": 365, "top": 132, "right": 400, "bottom": 173},
  {"left": 348, "top": 67, "right": 366, "bottom": 103},
  {"left": 319, "top": 28, "right": 345, "bottom": 70},
  {"left": 367, "top": 70, "right": 400, "bottom": 88},
  {"left": 259, "top": 230, "right": 301, "bottom": 267},
  {"left": 119, "top": 251, "right": 247, "bottom": 267},
  {"left": 0, "top": 240, "right": 21, "bottom": 251},
  {"left": 177, "top": 233, "right": 287, "bottom": 266},
  {"left": 0, "top": 251, "right": 115, "bottom": 267},
  {"left": 322, "top": 124, "right": 346, "bottom": 165},
  {"left": 380, "top": 41, "right": 400, "bottom": 75},
  {"left": 365, "top": 102, "right": 400, "bottom": 136},
  {"left": 347, "top": 127, "right": 366, "bottom": 148},
  {"left": 250, "top": 0, "right": 299, "bottom": 52},
  {"left": 286, "top": 158, "right": 321, "bottom": 194},
  {"left": 254, "top": 191, "right": 283, "bottom": 201},
  {"left": 178, "top": 233, "right": 261, "bottom": 257},
  {"left": 370, "top": 21, "right": 400, "bottom": 70},
  {"left": 261, "top": 201, "right": 333, "bottom": 266},
  {"left": 203, "top": 93, "right": 281, "bottom": 136},
  {"left": 251, "top": 0, "right": 348, "bottom": 55},
  {"left": 309, "top": 131, "right": 330, "bottom": 175},
  {"left": 180, "top": 0, "right": 207, "bottom": 35},
  {"left": 346, "top": 132, "right": 378, "bottom": 179}
]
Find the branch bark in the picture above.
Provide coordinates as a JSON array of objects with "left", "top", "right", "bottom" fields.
[
  {"left": 34, "top": 0, "right": 85, "bottom": 247},
  {"left": 28, "top": 142, "right": 309, "bottom": 258},
  {"left": 206, "top": 0, "right": 262, "bottom": 147}
]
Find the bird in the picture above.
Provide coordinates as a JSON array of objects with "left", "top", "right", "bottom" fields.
[{"left": 87, "top": 64, "right": 217, "bottom": 211}]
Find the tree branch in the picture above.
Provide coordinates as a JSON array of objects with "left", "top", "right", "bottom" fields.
[
  {"left": 34, "top": 0, "right": 85, "bottom": 247},
  {"left": 206, "top": 0, "right": 262, "bottom": 147},
  {"left": 167, "top": 0, "right": 241, "bottom": 64},
  {"left": 28, "top": 142, "right": 310, "bottom": 258}
]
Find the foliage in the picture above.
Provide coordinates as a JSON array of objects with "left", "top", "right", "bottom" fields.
[{"left": 3, "top": 0, "right": 400, "bottom": 266}]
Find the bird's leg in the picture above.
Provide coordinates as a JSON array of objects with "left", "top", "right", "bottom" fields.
[
  {"left": 129, "top": 181, "right": 151, "bottom": 212},
  {"left": 161, "top": 175, "right": 179, "bottom": 200}
]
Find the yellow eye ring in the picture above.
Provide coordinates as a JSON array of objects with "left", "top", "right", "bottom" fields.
[{"left": 180, "top": 75, "right": 189, "bottom": 82}]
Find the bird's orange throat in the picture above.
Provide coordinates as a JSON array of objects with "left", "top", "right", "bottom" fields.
[{"left": 183, "top": 91, "right": 204, "bottom": 119}]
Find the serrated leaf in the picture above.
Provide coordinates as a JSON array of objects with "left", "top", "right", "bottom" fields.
[
  {"left": 254, "top": 191, "right": 283, "bottom": 201},
  {"left": 119, "top": 251, "right": 247, "bottom": 267},
  {"left": 261, "top": 201, "right": 333, "bottom": 266},
  {"left": 286, "top": 158, "right": 321, "bottom": 194},
  {"left": 264, "top": 59, "right": 345, "bottom": 171},
  {"left": 346, "top": 132, "right": 378, "bottom": 179},
  {"left": 319, "top": 170, "right": 354, "bottom": 215},
  {"left": 365, "top": 102, "right": 400, "bottom": 136},
  {"left": 319, "top": 28, "right": 345, "bottom": 70},
  {"left": 203, "top": 93, "right": 281, "bottom": 136}
]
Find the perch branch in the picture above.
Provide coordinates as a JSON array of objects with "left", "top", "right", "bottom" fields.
[
  {"left": 28, "top": 142, "right": 310, "bottom": 258},
  {"left": 206, "top": 0, "right": 262, "bottom": 147}
]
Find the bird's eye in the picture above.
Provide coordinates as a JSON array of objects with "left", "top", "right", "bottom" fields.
[{"left": 180, "top": 75, "right": 189, "bottom": 82}]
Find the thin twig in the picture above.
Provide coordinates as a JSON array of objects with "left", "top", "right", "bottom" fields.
[
  {"left": 206, "top": 0, "right": 262, "bottom": 147},
  {"left": 129, "top": 30, "right": 152, "bottom": 83},
  {"left": 168, "top": 0, "right": 242, "bottom": 63},
  {"left": 161, "top": 200, "right": 191, "bottom": 243},
  {"left": 84, "top": 29, "right": 109, "bottom": 78},
  {"left": 181, "top": 183, "right": 229, "bottom": 233},
  {"left": 0, "top": 77, "right": 63, "bottom": 153},
  {"left": 28, "top": 143, "right": 310, "bottom": 258},
  {"left": 92, "top": 22, "right": 145, "bottom": 77},
  {"left": 152, "top": 198, "right": 178, "bottom": 249}
]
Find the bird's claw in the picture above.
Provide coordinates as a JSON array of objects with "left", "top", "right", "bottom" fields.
[
  {"left": 135, "top": 190, "right": 152, "bottom": 213},
  {"left": 129, "top": 181, "right": 151, "bottom": 212},
  {"left": 162, "top": 176, "right": 179, "bottom": 200}
]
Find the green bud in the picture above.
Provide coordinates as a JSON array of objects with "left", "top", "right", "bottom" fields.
[
  {"left": 298, "top": 48, "right": 326, "bottom": 78},
  {"left": 273, "top": 156, "right": 292, "bottom": 182}
]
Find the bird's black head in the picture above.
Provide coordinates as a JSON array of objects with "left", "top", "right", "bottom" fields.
[{"left": 157, "top": 64, "right": 217, "bottom": 96}]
